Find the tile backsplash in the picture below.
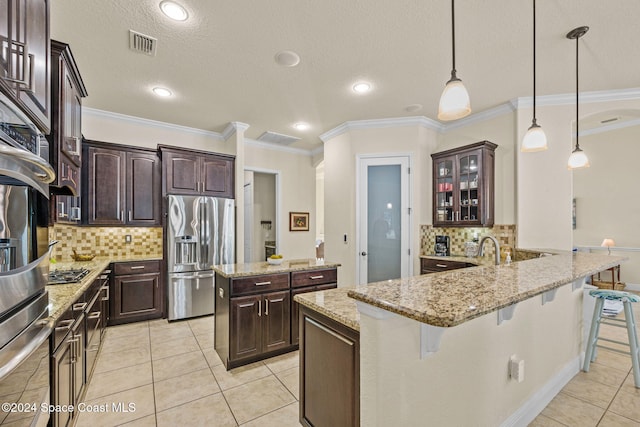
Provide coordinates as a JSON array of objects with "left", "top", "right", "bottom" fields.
[
  {"left": 50, "top": 225, "right": 163, "bottom": 262},
  {"left": 420, "top": 224, "right": 516, "bottom": 259}
]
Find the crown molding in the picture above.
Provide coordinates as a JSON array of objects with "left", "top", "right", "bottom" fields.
[
  {"left": 82, "top": 107, "right": 225, "bottom": 140},
  {"left": 222, "top": 121, "right": 250, "bottom": 140},
  {"left": 244, "top": 138, "right": 313, "bottom": 156},
  {"left": 513, "top": 87, "right": 640, "bottom": 109},
  {"left": 319, "top": 116, "right": 443, "bottom": 143},
  {"left": 441, "top": 102, "right": 517, "bottom": 131}
]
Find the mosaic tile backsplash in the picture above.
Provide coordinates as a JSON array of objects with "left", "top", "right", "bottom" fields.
[
  {"left": 50, "top": 225, "right": 163, "bottom": 262},
  {"left": 420, "top": 224, "right": 516, "bottom": 260}
]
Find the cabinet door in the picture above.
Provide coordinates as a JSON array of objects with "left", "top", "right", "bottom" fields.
[
  {"left": 230, "top": 294, "right": 262, "bottom": 361},
  {"left": 291, "top": 283, "right": 336, "bottom": 346},
  {"left": 71, "top": 314, "right": 85, "bottom": 406},
  {"left": 86, "top": 146, "right": 126, "bottom": 225},
  {"left": 112, "top": 272, "right": 162, "bottom": 323},
  {"left": 457, "top": 149, "right": 481, "bottom": 225},
  {"left": 164, "top": 150, "right": 200, "bottom": 195},
  {"left": 51, "top": 335, "right": 73, "bottom": 427},
  {"left": 60, "top": 65, "right": 81, "bottom": 166},
  {"left": 201, "top": 155, "right": 234, "bottom": 198},
  {"left": 16, "top": 0, "right": 50, "bottom": 132},
  {"left": 433, "top": 155, "right": 456, "bottom": 226},
  {"left": 262, "top": 290, "right": 290, "bottom": 353},
  {"left": 126, "top": 150, "right": 161, "bottom": 225}
]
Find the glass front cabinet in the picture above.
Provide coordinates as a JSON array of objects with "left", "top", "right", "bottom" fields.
[{"left": 431, "top": 141, "right": 497, "bottom": 227}]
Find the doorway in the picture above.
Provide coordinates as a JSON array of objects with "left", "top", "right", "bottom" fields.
[
  {"left": 244, "top": 169, "right": 280, "bottom": 262},
  {"left": 356, "top": 155, "right": 412, "bottom": 284}
]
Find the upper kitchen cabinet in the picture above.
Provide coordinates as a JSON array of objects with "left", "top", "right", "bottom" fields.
[
  {"left": 48, "top": 40, "right": 87, "bottom": 224},
  {"left": 0, "top": 0, "right": 51, "bottom": 133},
  {"left": 160, "top": 146, "right": 235, "bottom": 198},
  {"left": 83, "top": 141, "right": 161, "bottom": 226},
  {"left": 431, "top": 141, "right": 497, "bottom": 227}
]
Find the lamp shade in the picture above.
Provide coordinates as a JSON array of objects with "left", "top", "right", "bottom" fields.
[
  {"left": 521, "top": 122, "right": 548, "bottom": 152},
  {"left": 601, "top": 238, "right": 615, "bottom": 248},
  {"left": 567, "top": 146, "right": 590, "bottom": 169},
  {"left": 438, "top": 78, "right": 471, "bottom": 121}
]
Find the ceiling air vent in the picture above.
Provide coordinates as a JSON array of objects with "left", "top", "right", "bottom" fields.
[
  {"left": 257, "top": 131, "right": 300, "bottom": 145},
  {"left": 129, "top": 30, "right": 157, "bottom": 56}
]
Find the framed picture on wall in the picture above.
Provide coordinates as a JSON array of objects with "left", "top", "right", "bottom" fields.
[{"left": 289, "top": 212, "right": 309, "bottom": 231}]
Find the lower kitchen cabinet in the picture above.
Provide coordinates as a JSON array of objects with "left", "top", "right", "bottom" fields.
[
  {"left": 300, "top": 305, "right": 359, "bottom": 427},
  {"left": 291, "top": 283, "right": 337, "bottom": 345},
  {"left": 420, "top": 258, "right": 474, "bottom": 274},
  {"left": 110, "top": 260, "right": 163, "bottom": 325}
]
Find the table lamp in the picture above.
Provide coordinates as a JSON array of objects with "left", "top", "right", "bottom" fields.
[{"left": 601, "top": 238, "right": 615, "bottom": 255}]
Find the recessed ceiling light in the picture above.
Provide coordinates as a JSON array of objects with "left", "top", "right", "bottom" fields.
[
  {"left": 405, "top": 104, "right": 423, "bottom": 113},
  {"left": 294, "top": 122, "right": 310, "bottom": 131},
  {"left": 160, "top": 1, "right": 188, "bottom": 21},
  {"left": 353, "top": 82, "right": 371, "bottom": 93},
  {"left": 274, "top": 50, "right": 301, "bottom": 67},
  {"left": 152, "top": 87, "right": 172, "bottom": 97}
]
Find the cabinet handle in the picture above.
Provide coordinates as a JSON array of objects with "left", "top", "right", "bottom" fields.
[
  {"left": 88, "top": 312, "right": 101, "bottom": 320},
  {"left": 254, "top": 281, "right": 271, "bottom": 286},
  {"left": 258, "top": 300, "right": 261, "bottom": 316},
  {"left": 265, "top": 299, "right": 269, "bottom": 316},
  {"left": 73, "top": 302, "right": 87, "bottom": 311},
  {"left": 55, "top": 319, "right": 74, "bottom": 331},
  {"left": 120, "top": 210, "right": 124, "bottom": 221},
  {"left": 310, "top": 275, "right": 324, "bottom": 280},
  {"left": 130, "top": 266, "right": 146, "bottom": 270},
  {"left": 100, "top": 285, "right": 110, "bottom": 301},
  {"left": 128, "top": 210, "right": 132, "bottom": 222},
  {"left": 435, "top": 264, "right": 448, "bottom": 268},
  {"left": 68, "top": 337, "right": 79, "bottom": 363}
]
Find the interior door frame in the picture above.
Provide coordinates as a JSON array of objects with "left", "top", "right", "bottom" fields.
[
  {"left": 244, "top": 167, "right": 282, "bottom": 258},
  {"left": 355, "top": 153, "right": 413, "bottom": 285}
]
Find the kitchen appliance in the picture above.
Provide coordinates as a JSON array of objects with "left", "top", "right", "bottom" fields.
[
  {"left": 48, "top": 268, "right": 91, "bottom": 285},
  {"left": 167, "top": 195, "right": 235, "bottom": 320},
  {"left": 435, "top": 235, "right": 450, "bottom": 256},
  {"left": 0, "top": 94, "right": 55, "bottom": 426}
]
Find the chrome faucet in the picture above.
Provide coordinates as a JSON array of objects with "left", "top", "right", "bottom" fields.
[{"left": 477, "top": 235, "right": 501, "bottom": 265}]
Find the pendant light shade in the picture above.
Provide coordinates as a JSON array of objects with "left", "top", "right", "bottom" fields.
[
  {"left": 438, "top": 0, "right": 471, "bottom": 121},
  {"left": 567, "top": 26, "right": 589, "bottom": 170},
  {"left": 521, "top": 0, "right": 548, "bottom": 152}
]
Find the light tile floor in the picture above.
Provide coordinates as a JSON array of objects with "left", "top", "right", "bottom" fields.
[{"left": 76, "top": 298, "right": 640, "bottom": 427}]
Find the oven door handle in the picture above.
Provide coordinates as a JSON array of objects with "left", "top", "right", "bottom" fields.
[{"left": 0, "top": 320, "right": 52, "bottom": 381}]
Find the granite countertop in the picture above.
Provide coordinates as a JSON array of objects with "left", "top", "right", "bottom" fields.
[
  {"left": 213, "top": 258, "right": 341, "bottom": 278},
  {"left": 420, "top": 254, "right": 495, "bottom": 266},
  {"left": 294, "top": 287, "right": 360, "bottom": 332},
  {"left": 46, "top": 255, "right": 162, "bottom": 323},
  {"left": 348, "top": 252, "right": 627, "bottom": 328}
]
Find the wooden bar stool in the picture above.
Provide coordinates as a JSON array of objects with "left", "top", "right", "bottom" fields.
[{"left": 583, "top": 289, "right": 640, "bottom": 388}]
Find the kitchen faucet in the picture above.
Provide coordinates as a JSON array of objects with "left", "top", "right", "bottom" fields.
[{"left": 478, "top": 235, "right": 501, "bottom": 265}]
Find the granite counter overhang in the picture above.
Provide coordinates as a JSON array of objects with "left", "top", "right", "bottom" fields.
[
  {"left": 348, "top": 252, "right": 627, "bottom": 328},
  {"left": 212, "top": 259, "right": 341, "bottom": 278},
  {"left": 46, "top": 255, "right": 162, "bottom": 323}
]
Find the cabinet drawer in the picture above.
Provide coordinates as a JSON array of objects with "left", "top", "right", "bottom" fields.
[
  {"left": 231, "top": 273, "right": 290, "bottom": 296},
  {"left": 420, "top": 258, "right": 471, "bottom": 273},
  {"left": 114, "top": 260, "right": 161, "bottom": 275},
  {"left": 291, "top": 268, "right": 337, "bottom": 288}
]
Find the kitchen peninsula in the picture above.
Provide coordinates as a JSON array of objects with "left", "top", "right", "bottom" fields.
[
  {"left": 295, "top": 251, "right": 627, "bottom": 427},
  {"left": 213, "top": 259, "right": 340, "bottom": 369}
]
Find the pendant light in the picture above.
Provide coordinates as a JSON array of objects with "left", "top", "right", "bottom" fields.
[
  {"left": 438, "top": 0, "right": 471, "bottom": 121},
  {"left": 567, "top": 26, "right": 590, "bottom": 169},
  {"left": 521, "top": 0, "right": 547, "bottom": 152}
]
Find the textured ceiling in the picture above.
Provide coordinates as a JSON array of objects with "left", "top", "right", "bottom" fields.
[{"left": 50, "top": 0, "right": 640, "bottom": 151}]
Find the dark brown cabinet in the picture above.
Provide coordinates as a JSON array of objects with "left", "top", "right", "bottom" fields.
[
  {"left": 49, "top": 40, "right": 87, "bottom": 224},
  {"left": 299, "top": 305, "right": 359, "bottom": 427},
  {"left": 431, "top": 141, "right": 497, "bottom": 227},
  {"left": 83, "top": 141, "right": 161, "bottom": 225},
  {"left": 110, "top": 260, "right": 163, "bottom": 325},
  {"left": 0, "top": 0, "right": 51, "bottom": 133},
  {"left": 290, "top": 268, "right": 338, "bottom": 345},
  {"left": 161, "top": 146, "right": 235, "bottom": 198},
  {"left": 420, "top": 258, "right": 474, "bottom": 274}
]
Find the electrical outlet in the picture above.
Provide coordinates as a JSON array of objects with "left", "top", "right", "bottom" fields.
[
  {"left": 125, "top": 235, "right": 132, "bottom": 243},
  {"left": 509, "top": 355, "right": 525, "bottom": 383}
]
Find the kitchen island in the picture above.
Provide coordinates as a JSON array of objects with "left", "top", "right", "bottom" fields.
[
  {"left": 295, "top": 251, "right": 627, "bottom": 427},
  {"left": 213, "top": 259, "right": 340, "bottom": 369}
]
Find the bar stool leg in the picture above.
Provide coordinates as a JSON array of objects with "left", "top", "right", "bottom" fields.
[
  {"left": 584, "top": 297, "right": 605, "bottom": 372},
  {"left": 622, "top": 300, "right": 640, "bottom": 388}
]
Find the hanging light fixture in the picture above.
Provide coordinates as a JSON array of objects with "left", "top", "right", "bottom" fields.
[
  {"left": 521, "top": 0, "right": 547, "bottom": 152},
  {"left": 438, "top": 0, "right": 471, "bottom": 121},
  {"left": 567, "top": 26, "right": 590, "bottom": 169}
]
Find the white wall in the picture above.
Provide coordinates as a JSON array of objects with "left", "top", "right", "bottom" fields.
[
  {"left": 252, "top": 172, "right": 276, "bottom": 261},
  {"left": 82, "top": 110, "right": 317, "bottom": 262},
  {"left": 323, "top": 124, "right": 438, "bottom": 286}
]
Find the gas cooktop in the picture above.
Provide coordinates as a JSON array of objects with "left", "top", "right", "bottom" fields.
[{"left": 48, "top": 268, "right": 90, "bottom": 285}]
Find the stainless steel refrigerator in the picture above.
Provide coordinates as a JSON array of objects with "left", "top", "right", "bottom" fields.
[{"left": 166, "top": 195, "right": 234, "bottom": 320}]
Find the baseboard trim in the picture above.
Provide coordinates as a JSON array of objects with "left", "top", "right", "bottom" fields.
[{"left": 500, "top": 356, "right": 580, "bottom": 427}]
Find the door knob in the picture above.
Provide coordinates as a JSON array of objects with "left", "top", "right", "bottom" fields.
[{"left": 361, "top": 251, "right": 367, "bottom": 256}]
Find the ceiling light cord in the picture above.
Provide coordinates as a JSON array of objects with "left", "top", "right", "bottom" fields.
[
  {"left": 450, "top": 0, "right": 457, "bottom": 80},
  {"left": 566, "top": 26, "right": 589, "bottom": 169},
  {"left": 532, "top": 0, "right": 537, "bottom": 122},
  {"left": 575, "top": 33, "right": 580, "bottom": 151}
]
